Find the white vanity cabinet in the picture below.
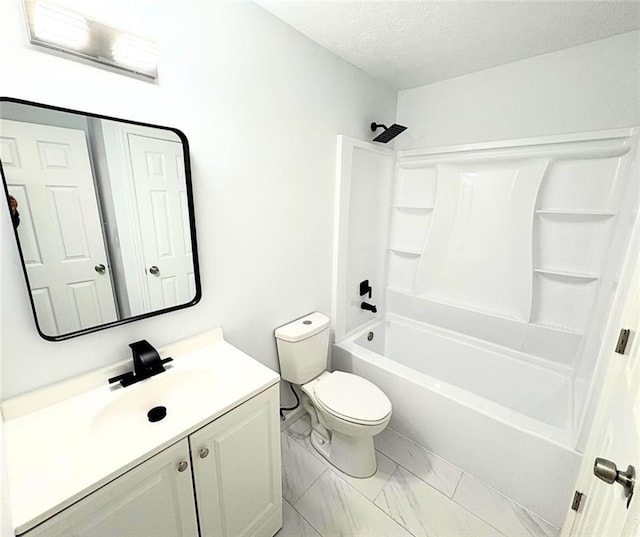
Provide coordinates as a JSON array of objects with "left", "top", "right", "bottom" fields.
[
  {"left": 24, "top": 438, "right": 199, "bottom": 537},
  {"left": 21, "top": 385, "right": 281, "bottom": 537},
  {"left": 191, "top": 384, "right": 282, "bottom": 537}
]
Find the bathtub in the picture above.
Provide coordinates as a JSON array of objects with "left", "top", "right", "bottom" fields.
[{"left": 331, "top": 314, "right": 582, "bottom": 527}]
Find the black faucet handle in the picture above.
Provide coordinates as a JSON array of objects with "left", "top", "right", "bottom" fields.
[
  {"left": 107, "top": 371, "right": 135, "bottom": 385},
  {"left": 359, "top": 279, "right": 372, "bottom": 299},
  {"left": 129, "top": 339, "right": 162, "bottom": 371}
]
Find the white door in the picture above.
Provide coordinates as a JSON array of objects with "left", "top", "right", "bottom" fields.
[
  {"left": 127, "top": 132, "right": 195, "bottom": 310},
  {"left": 25, "top": 439, "right": 199, "bottom": 537},
  {"left": 190, "top": 386, "right": 282, "bottom": 537},
  {"left": 0, "top": 119, "right": 117, "bottom": 336},
  {"left": 561, "top": 244, "right": 640, "bottom": 535}
]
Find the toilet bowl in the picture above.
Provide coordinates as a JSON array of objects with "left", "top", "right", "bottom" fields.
[
  {"left": 275, "top": 312, "right": 392, "bottom": 478},
  {"left": 300, "top": 371, "right": 391, "bottom": 477}
]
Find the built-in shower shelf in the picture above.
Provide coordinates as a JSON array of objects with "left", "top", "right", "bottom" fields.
[
  {"left": 389, "top": 247, "right": 422, "bottom": 256},
  {"left": 534, "top": 268, "right": 599, "bottom": 282},
  {"left": 393, "top": 205, "right": 435, "bottom": 211},
  {"left": 536, "top": 209, "right": 616, "bottom": 217}
]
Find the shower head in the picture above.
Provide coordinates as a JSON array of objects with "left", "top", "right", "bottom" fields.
[{"left": 371, "top": 122, "right": 407, "bottom": 143}]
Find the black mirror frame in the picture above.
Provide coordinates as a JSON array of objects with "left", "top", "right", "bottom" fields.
[{"left": 0, "top": 97, "right": 202, "bottom": 341}]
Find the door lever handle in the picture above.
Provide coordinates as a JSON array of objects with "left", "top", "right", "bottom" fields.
[{"left": 594, "top": 457, "right": 635, "bottom": 508}]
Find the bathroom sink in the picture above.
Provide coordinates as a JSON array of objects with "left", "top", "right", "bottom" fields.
[
  {"left": 91, "top": 370, "right": 217, "bottom": 442},
  {"left": 2, "top": 328, "right": 282, "bottom": 536}
]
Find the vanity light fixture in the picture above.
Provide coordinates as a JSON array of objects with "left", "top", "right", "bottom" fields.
[
  {"left": 23, "top": 0, "right": 159, "bottom": 80},
  {"left": 111, "top": 35, "right": 159, "bottom": 74},
  {"left": 32, "top": 1, "right": 89, "bottom": 50}
]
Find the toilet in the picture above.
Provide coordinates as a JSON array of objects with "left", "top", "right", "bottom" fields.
[{"left": 275, "top": 312, "right": 392, "bottom": 478}]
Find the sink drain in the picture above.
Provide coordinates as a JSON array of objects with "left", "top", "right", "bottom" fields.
[{"left": 147, "top": 406, "right": 167, "bottom": 422}]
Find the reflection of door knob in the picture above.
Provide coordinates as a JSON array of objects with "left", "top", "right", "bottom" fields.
[
  {"left": 594, "top": 457, "right": 635, "bottom": 507},
  {"left": 149, "top": 266, "right": 160, "bottom": 276},
  {"left": 94, "top": 264, "right": 106, "bottom": 274}
]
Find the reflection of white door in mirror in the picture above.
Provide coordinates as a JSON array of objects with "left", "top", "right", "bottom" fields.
[
  {"left": 1, "top": 119, "right": 118, "bottom": 335},
  {"left": 100, "top": 122, "right": 195, "bottom": 315},
  {"left": 128, "top": 133, "right": 195, "bottom": 311}
]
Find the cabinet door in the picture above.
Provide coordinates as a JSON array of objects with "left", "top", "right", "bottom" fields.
[
  {"left": 190, "top": 385, "right": 282, "bottom": 537},
  {"left": 26, "top": 439, "right": 198, "bottom": 537}
]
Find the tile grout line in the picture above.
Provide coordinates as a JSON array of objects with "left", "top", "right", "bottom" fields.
[
  {"left": 289, "top": 430, "right": 417, "bottom": 536},
  {"left": 291, "top": 465, "right": 415, "bottom": 537},
  {"left": 292, "top": 426, "right": 400, "bottom": 503},
  {"left": 450, "top": 469, "right": 463, "bottom": 498},
  {"left": 285, "top": 498, "right": 326, "bottom": 537},
  {"left": 335, "top": 464, "right": 420, "bottom": 537},
  {"left": 387, "top": 463, "right": 510, "bottom": 537},
  {"left": 280, "top": 431, "right": 328, "bottom": 506},
  {"left": 375, "top": 445, "right": 461, "bottom": 498},
  {"left": 451, "top": 472, "right": 560, "bottom": 537},
  {"left": 289, "top": 461, "right": 328, "bottom": 505},
  {"left": 368, "top": 464, "right": 419, "bottom": 537},
  {"left": 286, "top": 424, "right": 515, "bottom": 536},
  {"left": 378, "top": 429, "right": 559, "bottom": 534}
]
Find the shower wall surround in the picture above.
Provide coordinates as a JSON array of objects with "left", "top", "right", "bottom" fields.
[
  {"left": 333, "top": 138, "right": 395, "bottom": 337},
  {"left": 387, "top": 130, "right": 638, "bottom": 439}
]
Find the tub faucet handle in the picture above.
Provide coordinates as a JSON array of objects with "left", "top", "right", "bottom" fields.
[{"left": 360, "top": 279, "right": 372, "bottom": 299}]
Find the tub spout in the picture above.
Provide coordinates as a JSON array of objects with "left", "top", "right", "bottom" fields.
[{"left": 361, "top": 302, "right": 377, "bottom": 313}]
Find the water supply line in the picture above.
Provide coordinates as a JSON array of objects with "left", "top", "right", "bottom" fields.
[{"left": 279, "top": 383, "right": 300, "bottom": 420}]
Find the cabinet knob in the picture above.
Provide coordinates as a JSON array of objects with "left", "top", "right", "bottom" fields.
[
  {"left": 199, "top": 448, "right": 209, "bottom": 459},
  {"left": 177, "top": 460, "right": 189, "bottom": 472}
]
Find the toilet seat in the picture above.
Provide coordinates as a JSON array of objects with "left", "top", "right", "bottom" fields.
[{"left": 314, "top": 371, "right": 392, "bottom": 425}]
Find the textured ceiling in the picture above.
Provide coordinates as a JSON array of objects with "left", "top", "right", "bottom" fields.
[{"left": 256, "top": 1, "right": 640, "bottom": 90}]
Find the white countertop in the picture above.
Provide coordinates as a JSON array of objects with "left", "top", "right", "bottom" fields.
[{"left": 1, "top": 329, "right": 280, "bottom": 535}]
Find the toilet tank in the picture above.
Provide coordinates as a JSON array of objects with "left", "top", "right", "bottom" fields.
[{"left": 275, "top": 312, "right": 330, "bottom": 384}]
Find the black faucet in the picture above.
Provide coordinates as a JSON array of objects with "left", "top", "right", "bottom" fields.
[
  {"left": 108, "top": 339, "right": 173, "bottom": 387},
  {"left": 361, "top": 302, "right": 377, "bottom": 314}
]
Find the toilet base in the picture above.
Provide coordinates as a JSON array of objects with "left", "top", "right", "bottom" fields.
[{"left": 310, "top": 428, "right": 378, "bottom": 478}]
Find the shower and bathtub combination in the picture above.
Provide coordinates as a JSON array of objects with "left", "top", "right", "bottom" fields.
[{"left": 330, "top": 127, "right": 640, "bottom": 527}]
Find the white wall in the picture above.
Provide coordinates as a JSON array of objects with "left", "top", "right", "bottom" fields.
[
  {"left": 0, "top": 0, "right": 396, "bottom": 399},
  {"left": 396, "top": 31, "right": 640, "bottom": 149}
]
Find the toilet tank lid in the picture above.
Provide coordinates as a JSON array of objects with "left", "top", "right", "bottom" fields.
[{"left": 275, "top": 312, "right": 330, "bottom": 343}]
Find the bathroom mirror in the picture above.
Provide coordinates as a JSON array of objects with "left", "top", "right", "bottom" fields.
[{"left": 0, "top": 97, "right": 201, "bottom": 340}]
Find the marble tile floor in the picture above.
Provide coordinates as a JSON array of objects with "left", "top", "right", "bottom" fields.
[{"left": 277, "top": 415, "right": 560, "bottom": 537}]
